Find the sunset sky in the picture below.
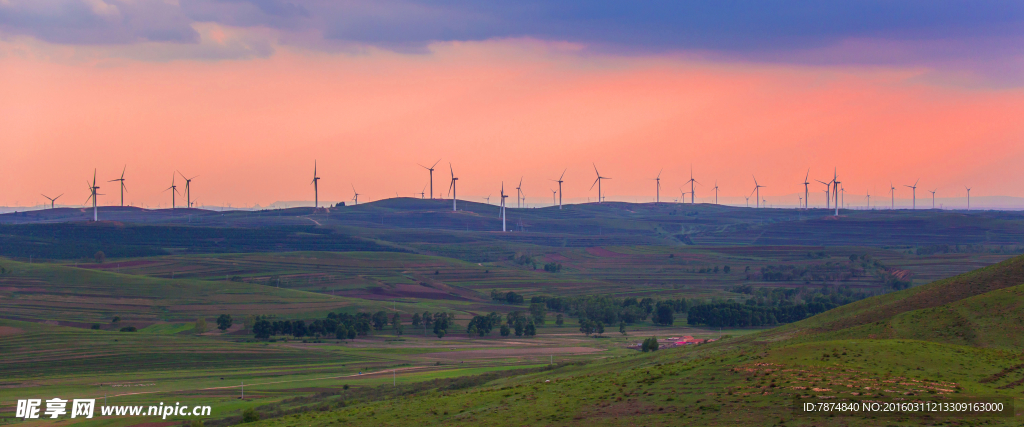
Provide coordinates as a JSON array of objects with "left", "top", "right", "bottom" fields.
[{"left": 2, "top": 1, "right": 1024, "bottom": 209}]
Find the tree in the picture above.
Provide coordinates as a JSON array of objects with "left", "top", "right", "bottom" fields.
[
  {"left": 422, "top": 311, "right": 433, "bottom": 327},
  {"left": 411, "top": 313, "right": 422, "bottom": 327},
  {"left": 595, "top": 322, "right": 605, "bottom": 336},
  {"left": 514, "top": 321, "right": 524, "bottom": 337},
  {"left": 619, "top": 321, "right": 627, "bottom": 335},
  {"left": 346, "top": 325, "right": 357, "bottom": 340},
  {"left": 391, "top": 313, "right": 401, "bottom": 330},
  {"left": 194, "top": 318, "right": 207, "bottom": 334},
  {"left": 216, "top": 314, "right": 233, "bottom": 331},
  {"left": 395, "top": 323, "right": 404, "bottom": 336},
  {"left": 556, "top": 314, "right": 564, "bottom": 326},
  {"left": 253, "top": 320, "right": 272, "bottom": 339},
  {"left": 529, "top": 303, "right": 546, "bottom": 325},
  {"left": 642, "top": 337, "right": 660, "bottom": 352},
  {"left": 336, "top": 326, "right": 349, "bottom": 340},
  {"left": 94, "top": 251, "right": 105, "bottom": 264},
  {"left": 500, "top": 324, "right": 510, "bottom": 337},
  {"left": 371, "top": 311, "right": 389, "bottom": 330},
  {"left": 723, "top": 265, "right": 731, "bottom": 274},
  {"left": 292, "top": 320, "right": 307, "bottom": 337},
  {"left": 354, "top": 320, "right": 370, "bottom": 336},
  {"left": 653, "top": 303, "right": 674, "bottom": 325},
  {"left": 579, "top": 320, "right": 594, "bottom": 336},
  {"left": 524, "top": 322, "right": 536, "bottom": 337}
]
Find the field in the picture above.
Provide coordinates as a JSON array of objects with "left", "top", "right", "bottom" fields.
[{"left": 2, "top": 200, "right": 1024, "bottom": 426}]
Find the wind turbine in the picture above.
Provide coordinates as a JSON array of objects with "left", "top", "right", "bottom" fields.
[
  {"left": 686, "top": 167, "right": 699, "bottom": 204},
  {"left": 500, "top": 183, "right": 508, "bottom": 231},
  {"left": 591, "top": 164, "right": 610, "bottom": 203},
  {"left": 85, "top": 169, "right": 100, "bottom": 221},
  {"left": 653, "top": 169, "right": 662, "bottom": 203},
  {"left": 484, "top": 195, "right": 491, "bottom": 205},
  {"left": 904, "top": 179, "right": 919, "bottom": 210},
  {"left": 42, "top": 193, "right": 63, "bottom": 209},
  {"left": 420, "top": 186, "right": 426, "bottom": 199},
  {"left": 889, "top": 182, "right": 895, "bottom": 210},
  {"left": 516, "top": 177, "right": 523, "bottom": 209},
  {"left": 866, "top": 191, "right": 871, "bottom": 209},
  {"left": 550, "top": 169, "right": 566, "bottom": 210},
  {"left": 929, "top": 189, "right": 937, "bottom": 209},
  {"left": 164, "top": 175, "right": 179, "bottom": 209},
  {"left": 712, "top": 181, "right": 719, "bottom": 205},
  {"left": 679, "top": 189, "right": 687, "bottom": 204},
  {"left": 448, "top": 163, "right": 458, "bottom": 211},
  {"left": 352, "top": 185, "right": 360, "bottom": 205},
  {"left": 310, "top": 162, "right": 320, "bottom": 208},
  {"left": 752, "top": 176, "right": 765, "bottom": 208},
  {"left": 550, "top": 189, "right": 557, "bottom": 206},
  {"left": 802, "top": 170, "right": 810, "bottom": 210},
  {"left": 816, "top": 178, "right": 832, "bottom": 209},
  {"left": 419, "top": 159, "right": 440, "bottom": 199},
  {"left": 965, "top": 186, "right": 972, "bottom": 211},
  {"left": 177, "top": 171, "right": 197, "bottom": 208},
  {"left": 108, "top": 166, "right": 127, "bottom": 207}
]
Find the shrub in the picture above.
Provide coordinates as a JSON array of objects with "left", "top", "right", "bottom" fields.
[
  {"left": 94, "top": 251, "right": 105, "bottom": 264},
  {"left": 241, "top": 408, "right": 260, "bottom": 423},
  {"left": 90, "top": 324, "right": 101, "bottom": 330},
  {"left": 119, "top": 326, "right": 137, "bottom": 332}
]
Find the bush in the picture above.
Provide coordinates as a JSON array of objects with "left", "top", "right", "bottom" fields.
[
  {"left": 241, "top": 408, "right": 260, "bottom": 423},
  {"left": 119, "top": 326, "right": 137, "bottom": 332},
  {"left": 90, "top": 324, "right": 101, "bottom": 330},
  {"left": 217, "top": 314, "right": 233, "bottom": 331},
  {"left": 94, "top": 251, "right": 105, "bottom": 264},
  {"left": 641, "top": 337, "right": 659, "bottom": 352}
]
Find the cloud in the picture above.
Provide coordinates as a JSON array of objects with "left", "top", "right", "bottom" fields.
[{"left": 3, "top": 0, "right": 1024, "bottom": 81}]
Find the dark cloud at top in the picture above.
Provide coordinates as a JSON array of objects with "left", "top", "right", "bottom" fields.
[{"left": 3, "top": 0, "right": 1024, "bottom": 68}]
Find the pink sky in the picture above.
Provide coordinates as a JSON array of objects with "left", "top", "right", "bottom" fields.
[{"left": 2, "top": 36, "right": 1022, "bottom": 208}]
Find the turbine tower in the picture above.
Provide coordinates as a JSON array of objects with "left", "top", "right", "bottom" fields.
[
  {"left": 352, "top": 185, "right": 360, "bottom": 205},
  {"left": 866, "top": 191, "right": 870, "bottom": 209},
  {"left": 802, "top": 170, "right": 810, "bottom": 210},
  {"left": 42, "top": 193, "right": 63, "bottom": 209},
  {"left": 832, "top": 170, "right": 840, "bottom": 216},
  {"left": 713, "top": 181, "right": 719, "bottom": 205},
  {"left": 816, "top": 178, "right": 832, "bottom": 210},
  {"left": 448, "top": 163, "right": 458, "bottom": 211},
  {"left": 165, "top": 175, "right": 179, "bottom": 209},
  {"left": 551, "top": 169, "right": 566, "bottom": 210},
  {"left": 310, "top": 162, "right": 320, "bottom": 208},
  {"left": 590, "top": 164, "right": 610, "bottom": 203},
  {"left": 904, "top": 179, "right": 919, "bottom": 210},
  {"left": 86, "top": 169, "right": 100, "bottom": 221},
  {"left": 178, "top": 171, "right": 197, "bottom": 208},
  {"left": 929, "top": 189, "right": 936, "bottom": 209},
  {"left": 965, "top": 187, "right": 971, "bottom": 211},
  {"left": 500, "top": 183, "right": 508, "bottom": 231},
  {"left": 419, "top": 159, "right": 440, "bottom": 199},
  {"left": 516, "top": 177, "right": 523, "bottom": 209},
  {"left": 550, "top": 189, "right": 557, "bottom": 206},
  {"left": 108, "top": 166, "right": 127, "bottom": 207},
  {"left": 653, "top": 169, "right": 662, "bottom": 203},
  {"left": 686, "top": 167, "right": 699, "bottom": 204},
  {"left": 889, "top": 182, "right": 895, "bottom": 210},
  {"left": 752, "top": 176, "right": 765, "bottom": 208}
]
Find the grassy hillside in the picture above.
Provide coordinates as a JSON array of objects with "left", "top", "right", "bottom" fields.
[
  {"left": 764, "top": 253, "right": 1024, "bottom": 339},
  {"left": 234, "top": 254, "right": 1024, "bottom": 426},
  {"left": 0, "top": 259, "right": 430, "bottom": 324}
]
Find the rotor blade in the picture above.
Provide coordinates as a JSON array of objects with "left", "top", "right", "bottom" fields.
[
  {"left": 55, "top": 194, "right": 63, "bottom": 200},
  {"left": 431, "top": 159, "right": 441, "bottom": 169},
  {"left": 656, "top": 168, "right": 662, "bottom": 179},
  {"left": 590, "top": 177, "right": 600, "bottom": 190},
  {"left": 593, "top": 163, "right": 599, "bottom": 177},
  {"left": 449, "top": 163, "right": 454, "bottom": 178},
  {"left": 559, "top": 168, "right": 566, "bottom": 181}
]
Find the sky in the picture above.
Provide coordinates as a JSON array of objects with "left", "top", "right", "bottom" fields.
[{"left": 2, "top": 1, "right": 1024, "bottom": 209}]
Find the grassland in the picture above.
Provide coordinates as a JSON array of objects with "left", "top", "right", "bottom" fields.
[{"left": 3, "top": 200, "right": 1024, "bottom": 426}]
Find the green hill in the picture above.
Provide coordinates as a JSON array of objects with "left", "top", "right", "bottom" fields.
[{"left": 238, "top": 255, "right": 1024, "bottom": 426}]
